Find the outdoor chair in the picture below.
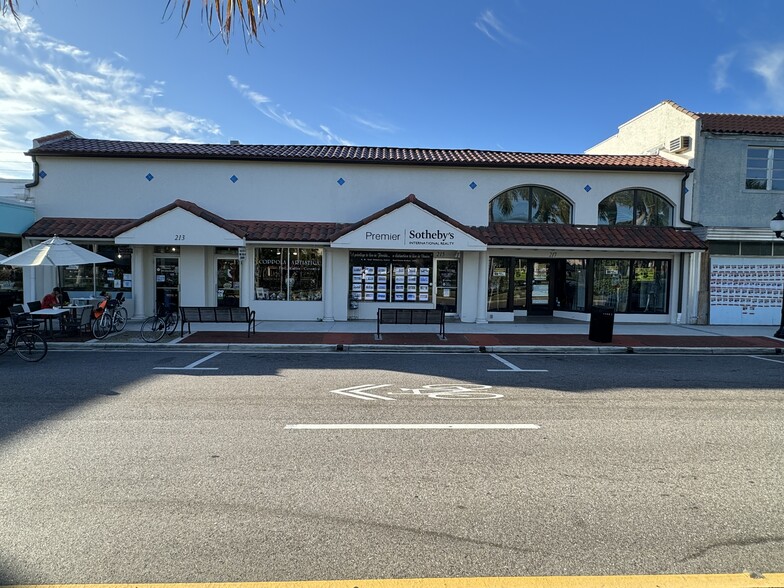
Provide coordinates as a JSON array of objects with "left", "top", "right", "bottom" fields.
[
  {"left": 62, "top": 306, "right": 92, "bottom": 337},
  {"left": 26, "top": 301, "right": 42, "bottom": 312}
]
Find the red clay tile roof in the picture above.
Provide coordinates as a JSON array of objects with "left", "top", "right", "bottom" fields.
[
  {"left": 237, "top": 220, "right": 348, "bottom": 242},
  {"left": 25, "top": 216, "right": 705, "bottom": 250},
  {"left": 112, "top": 199, "right": 247, "bottom": 238},
  {"left": 27, "top": 134, "right": 686, "bottom": 171},
  {"left": 698, "top": 113, "right": 784, "bottom": 135},
  {"left": 24, "top": 217, "right": 132, "bottom": 239},
  {"left": 478, "top": 223, "right": 706, "bottom": 250},
  {"left": 330, "top": 194, "right": 483, "bottom": 241}
]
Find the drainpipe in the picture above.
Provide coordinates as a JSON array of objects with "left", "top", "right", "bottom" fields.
[
  {"left": 25, "top": 156, "right": 40, "bottom": 189},
  {"left": 678, "top": 169, "right": 706, "bottom": 325},
  {"left": 679, "top": 169, "right": 701, "bottom": 227}
]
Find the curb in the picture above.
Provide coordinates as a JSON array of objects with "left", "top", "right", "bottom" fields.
[{"left": 43, "top": 341, "right": 784, "bottom": 355}]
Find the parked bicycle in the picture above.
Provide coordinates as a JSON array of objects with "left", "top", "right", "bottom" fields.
[
  {"left": 0, "top": 315, "right": 48, "bottom": 362},
  {"left": 140, "top": 303, "right": 179, "bottom": 343},
  {"left": 91, "top": 292, "right": 127, "bottom": 340}
]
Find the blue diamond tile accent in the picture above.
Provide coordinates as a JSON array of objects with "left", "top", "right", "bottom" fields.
[
  {"left": 38, "top": 170, "right": 47, "bottom": 179},
  {"left": 337, "top": 177, "right": 345, "bottom": 186},
  {"left": 469, "top": 181, "right": 477, "bottom": 190},
  {"left": 684, "top": 187, "right": 689, "bottom": 194},
  {"left": 145, "top": 173, "right": 154, "bottom": 182},
  {"left": 230, "top": 175, "right": 238, "bottom": 183},
  {"left": 584, "top": 184, "right": 592, "bottom": 192}
]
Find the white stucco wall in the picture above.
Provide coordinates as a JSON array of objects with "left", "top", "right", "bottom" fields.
[
  {"left": 586, "top": 102, "right": 697, "bottom": 162},
  {"left": 31, "top": 157, "right": 687, "bottom": 228}
]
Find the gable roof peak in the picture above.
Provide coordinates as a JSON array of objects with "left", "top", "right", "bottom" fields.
[{"left": 32, "top": 130, "right": 81, "bottom": 149}]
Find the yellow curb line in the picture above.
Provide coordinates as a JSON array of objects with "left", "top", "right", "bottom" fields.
[{"left": 4, "top": 574, "right": 784, "bottom": 588}]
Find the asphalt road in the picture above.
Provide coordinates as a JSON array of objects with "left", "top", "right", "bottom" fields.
[{"left": 0, "top": 349, "right": 782, "bottom": 584}]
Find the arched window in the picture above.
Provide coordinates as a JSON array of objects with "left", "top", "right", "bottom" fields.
[
  {"left": 489, "top": 186, "right": 572, "bottom": 224},
  {"left": 598, "top": 189, "right": 673, "bottom": 227}
]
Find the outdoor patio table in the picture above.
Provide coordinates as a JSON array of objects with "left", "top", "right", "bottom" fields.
[{"left": 30, "top": 307, "right": 71, "bottom": 337}]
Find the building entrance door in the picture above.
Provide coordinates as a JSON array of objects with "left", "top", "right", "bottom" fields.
[
  {"left": 154, "top": 256, "right": 179, "bottom": 310},
  {"left": 527, "top": 260, "right": 553, "bottom": 315},
  {"left": 435, "top": 259, "right": 459, "bottom": 314},
  {"left": 216, "top": 257, "right": 240, "bottom": 307}
]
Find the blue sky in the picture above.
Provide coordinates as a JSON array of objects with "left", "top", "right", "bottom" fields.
[{"left": 1, "top": 0, "right": 784, "bottom": 178}]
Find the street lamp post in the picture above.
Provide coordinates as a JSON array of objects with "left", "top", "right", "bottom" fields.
[{"left": 770, "top": 210, "right": 784, "bottom": 338}]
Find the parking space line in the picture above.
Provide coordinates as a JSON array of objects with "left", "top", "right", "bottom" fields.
[
  {"left": 154, "top": 351, "right": 222, "bottom": 370},
  {"left": 488, "top": 353, "right": 549, "bottom": 372},
  {"left": 751, "top": 355, "right": 784, "bottom": 364}
]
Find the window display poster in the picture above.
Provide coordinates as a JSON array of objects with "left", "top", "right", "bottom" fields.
[
  {"left": 418, "top": 294, "right": 429, "bottom": 301},
  {"left": 407, "top": 293, "right": 417, "bottom": 301},
  {"left": 352, "top": 266, "right": 362, "bottom": 275},
  {"left": 710, "top": 259, "right": 784, "bottom": 324},
  {"left": 364, "top": 292, "right": 375, "bottom": 301},
  {"left": 377, "top": 292, "right": 387, "bottom": 301},
  {"left": 394, "top": 293, "right": 404, "bottom": 301}
]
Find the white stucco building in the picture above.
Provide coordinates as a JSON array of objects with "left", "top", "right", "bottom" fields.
[
  {"left": 588, "top": 100, "right": 784, "bottom": 325},
  {"left": 19, "top": 130, "right": 705, "bottom": 324}
]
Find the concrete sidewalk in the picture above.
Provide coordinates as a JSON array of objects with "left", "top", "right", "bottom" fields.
[{"left": 49, "top": 317, "right": 784, "bottom": 354}]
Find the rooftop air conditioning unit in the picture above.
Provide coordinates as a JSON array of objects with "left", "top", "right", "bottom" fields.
[{"left": 669, "top": 136, "right": 691, "bottom": 153}]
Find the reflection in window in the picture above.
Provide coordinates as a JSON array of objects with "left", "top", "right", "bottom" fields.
[
  {"left": 0, "top": 237, "right": 23, "bottom": 297},
  {"left": 628, "top": 260, "right": 668, "bottom": 313},
  {"left": 60, "top": 244, "right": 132, "bottom": 294},
  {"left": 489, "top": 186, "right": 572, "bottom": 224},
  {"left": 593, "top": 259, "right": 669, "bottom": 313},
  {"left": 593, "top": 260, "right": 630, "bottom": 311},
  {"left": 562, "top": 259, "right": 587, "bottom": 312},
  {"left": 746, "top": 147, "right": 784, "bottom": 191},
  {"left": 598, "top": 189, "right": 673, "bottom": 226},
  {"left": 255, "top": 247, "right": 322, "bottom": 301}
]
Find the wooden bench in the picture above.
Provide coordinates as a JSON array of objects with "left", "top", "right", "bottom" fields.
[
  {"left": 179, "top": 306, "right": 256, "bottom": 337},
  {"left": 377, "top": 308, "right": 445, "bottom": 339}
]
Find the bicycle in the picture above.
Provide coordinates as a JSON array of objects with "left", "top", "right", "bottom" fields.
[
  {"left": 91, "top": 293, "right": 127, "bottom": 340},
  {"left": 0, "top": 315, "right": 48, "bottom": 362},
  {"left": 140, "top": 303, "right": 179, "bottom": 343}
]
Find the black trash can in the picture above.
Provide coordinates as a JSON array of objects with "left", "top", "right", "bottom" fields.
[{"left": 588, "top": 306, "right": 615, "bottom": 343}]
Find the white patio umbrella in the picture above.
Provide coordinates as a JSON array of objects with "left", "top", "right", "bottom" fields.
[
  {"left": 0, "top": 236, "right": 112, "bottom": 267},
  {"left": 1, "top": 236, "right": 112, "bottom": 296}
]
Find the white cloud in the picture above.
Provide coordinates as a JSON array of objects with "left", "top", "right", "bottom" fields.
[
  {"left": 712, "top": 51, "right": 735, "bottom": 92},
  {"left": 229, "top": 75, "right": 352, "bottom": 145},
  {"left": 751, "top": 45, "right": 784, "bottom": 110},
  {"left": 0, "top": 14, "right": 222, "bottom": 178},
  {"left": 474, "top": 10, "right": 519, "bottom": 45}
]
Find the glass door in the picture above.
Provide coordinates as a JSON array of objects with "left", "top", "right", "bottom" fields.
[
  {"left": 528, "top": 261, "right": 553, "bottom": 315},
  {"left": 216, "top": 258, "right": 240, "bottom": 307},
  {"left": 154, "top": 257, "right": 179, "bottom": 310},
  {"left": 435, "top": 259, "right": 459, "bottom": 314}
]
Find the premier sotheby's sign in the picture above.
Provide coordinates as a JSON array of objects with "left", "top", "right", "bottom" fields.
[
  {"left": 331, "top": 201, "right": 485, "bottom": 251},
  {"left": 364, "top": 228, "right": 457, "bottom": 247}
]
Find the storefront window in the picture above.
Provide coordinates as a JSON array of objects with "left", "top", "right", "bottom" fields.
[
  {"left": 562, "top": 259, "right": 587, "bottom": 311},
  {"left": 488, "top": 257, "right": 511, "bottom": 311},
  {"left": 60, "top": 244, "right": 132, "bottom": 294},
  {"left": 592, "top": 260, "right": 630, "bottom": 311},
  {"left": 256, "top": 247, "right": 322, "bottom": 301},
  {"left": 592, "top": 259, "right": 669, "bottom": 313},
  {"left": 349, "top": 251, "right": 433, "bottom": 303},
  {"left": 628, "top": 260, "right": 669, "bottom": 313},
  {"left": 0, "top": 237, "right": 23, "bottom": 316}
]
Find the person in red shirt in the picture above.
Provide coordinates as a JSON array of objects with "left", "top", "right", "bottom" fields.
[{"left": 41, "top": 287, "right": 63, "bottom": 309}]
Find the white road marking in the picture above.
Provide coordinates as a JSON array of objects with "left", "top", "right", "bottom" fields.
[
  {"left": 330, "top": 384, "right": 395, "bottom": 401},
  {"left": 285, "top": 423, "right": 541, "bottom": 430},
  {"left": 154, "top": 351, "right": 222, "bottom": 370},
  {"left": 751, "top": 355, "right": 784, "bottom": 364},
  {"left": 488, "top": 353, "right": 549, "bottom": 372}
]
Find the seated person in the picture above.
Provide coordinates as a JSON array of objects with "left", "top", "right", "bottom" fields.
[{"left": 41, "top": 287, "right": 63, "bottom": 309}]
